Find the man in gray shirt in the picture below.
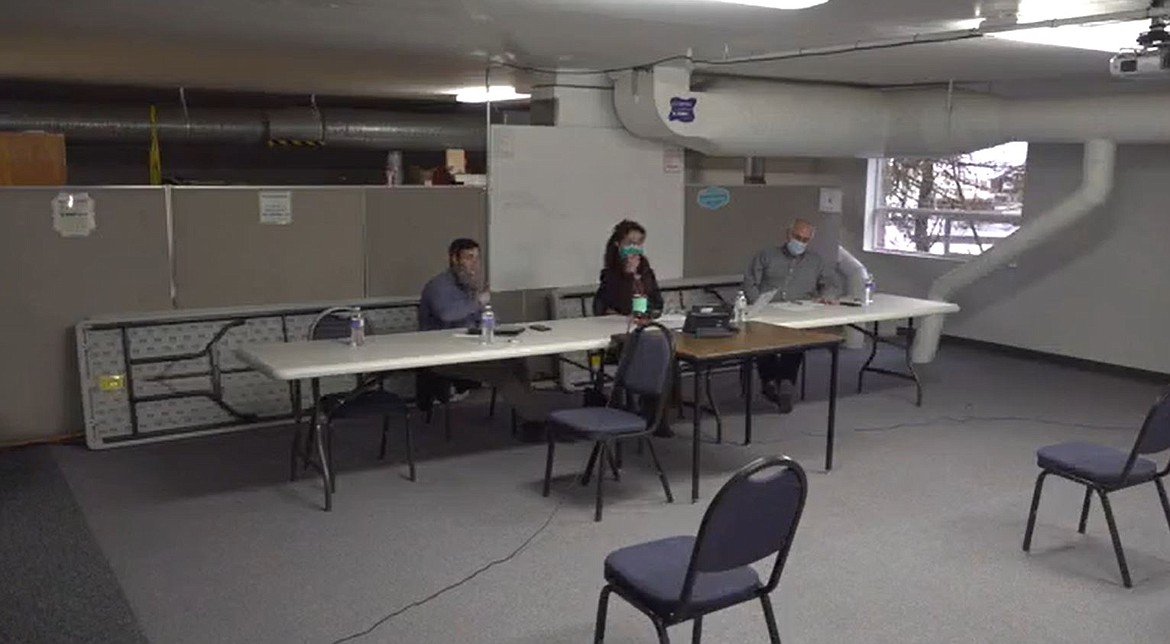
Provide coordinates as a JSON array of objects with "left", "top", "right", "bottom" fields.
[
  {"left": 742, "top": 218, "right": 839, "bottom": 412},
  {"left": 419, "top": 238, "right": 546, "bottom": 441}
]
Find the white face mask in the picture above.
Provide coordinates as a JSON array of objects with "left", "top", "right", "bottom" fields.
[{"left": 787, "top": 239, "right": 807, "bottom": 256}]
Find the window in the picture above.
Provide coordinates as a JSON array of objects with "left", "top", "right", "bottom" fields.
[{"left": 866, "top": 142, "right": 1028, "bottom": 258}]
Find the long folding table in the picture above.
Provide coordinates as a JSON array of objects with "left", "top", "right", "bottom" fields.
[{"left": 238, "top": 294, "right": 960, "bottom": 508}]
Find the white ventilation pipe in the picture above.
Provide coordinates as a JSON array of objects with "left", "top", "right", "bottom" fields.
[
  {"left": 837, "top": 246, "right": 870, "bottom": 350},
  {"left": 911, "top": 140, "right": 1117, "bottom": 362},
  {"left": 613, "top": 67, "right": 1170, "bottom": 156}
]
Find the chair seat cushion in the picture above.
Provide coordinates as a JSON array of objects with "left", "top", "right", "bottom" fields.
[
  {"left": 1037, "top": 441, "right": 1158, "bottom": 486},
  {"left": 548, "top": 407, "right": 647, "bottom": 437},
  {"left": 322, "top": 390, "right": 408, "bottom": 420},
  {"left": 604, "top": 536, "right": 762, "bottom": 619}
]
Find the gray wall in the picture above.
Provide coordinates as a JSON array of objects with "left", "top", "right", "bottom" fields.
[
  {"left": 0, "top": 189, "right": 172, "bottom": 444},
  {"left": 836, "top": 144, "right": 1170, "bottom": 374}
]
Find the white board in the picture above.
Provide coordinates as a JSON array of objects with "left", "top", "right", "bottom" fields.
[{"left": 488, "top": 125, "right": 684, "bottom": 292}]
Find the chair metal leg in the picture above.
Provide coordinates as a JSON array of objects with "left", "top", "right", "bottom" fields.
[
  {"left": 489, "top": 387, "right": 498, "bottom": 418},
  {"left": 1097, "top": 489, "right": 1133, "bottom": 588},
  {"left": 760, "top": 595, "right": 782, "bottom": 644},
  {"left": 800, "top": 359, "right": 807, "bottom": 401},
  {"left": 593, "top": 585, "right": 612, "bottom": 644},
  {"left": 290, "top": 421, "right": 303, "bottom": 482},
  {"left": 543, "top": 430, "right": 556, "bottom": 498},
  {"left": 652, "top": 617, "right": 671, "bottom": 644},
  {"left": 643, "top": 437, "right": 674, "bottom": 503},
  {"left": 858, "top": 321, "right": 879, "bottom": 393},
  {"left": 692, "top": 616, "right": 703, "bottom": 644},
  {"left": 605, "top": 445, "right": 621, "bottom": 482},
  {"left": 445, "top": 403, "right": 453, "bottom": 442},
  {"left": 379, "top": 416, "right": 390, "bottom": 460},
  {"left": 1078, "top": 487, "right": 1092, "bottom": 534},
  {"left": 326, "top": 421, "right": 337, "bottom": 494},
  {"left": 1022, "top": 471, "right": 1049, "bottom": 552},
  {"left": 404, "top": 414, "right": 416, "bottom": 482},
  {"left": 594, "top": 442, "right": 608, "bottom": 522},
  {"left": 703, "top": 368, "right": 722, "bottom": 444},
  {"left": 1156, "top": 478, "right": 1170, "bottom": 533},
  {"left": 314, "top": 415, "right": 332, "bottom": 512},
  {"left": 581, "top": 442, "right": 601, "bottom": 486}
]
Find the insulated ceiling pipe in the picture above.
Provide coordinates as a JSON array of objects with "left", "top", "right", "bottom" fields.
[
  {"left": 0, "top": 101, "right": 486, "bottom": 150},
  {"left": 613, "top": 66, "right": 1170, "bottom": 157},
  {"left": 911, "top": 140, "right": 1116, "bottom": 363}
]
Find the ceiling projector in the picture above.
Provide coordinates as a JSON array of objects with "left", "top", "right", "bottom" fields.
[{"left": 1110, "top": 19, "right": 1170, "bottom": 78}]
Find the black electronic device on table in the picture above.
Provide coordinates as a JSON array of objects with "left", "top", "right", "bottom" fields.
[
  {"left": 465, "top": 324, "right": 526, "bottom": 337},
  {"left": 682, "top": 305, "right": 736, "bottom": 338}
]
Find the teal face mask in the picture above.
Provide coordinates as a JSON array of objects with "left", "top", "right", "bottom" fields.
[{"left": 619, "top": 245, "right": 643, "bottom": 259}]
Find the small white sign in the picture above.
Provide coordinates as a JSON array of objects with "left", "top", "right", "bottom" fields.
[
  {"left": 819, "top": 187, "right": 843, "bottom": 214},
  {"left": 259, "top": 191, "right": 293, "bottom": 225},
  {"left": 663, "top": 147, "right": 684, "bottom": 174},
  {"left": 52, "top": 192, "right": 96, "bottom": 238}
]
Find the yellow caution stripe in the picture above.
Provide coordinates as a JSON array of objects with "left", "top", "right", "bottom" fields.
[{"left": 267, "top": 139, "right": 325, "bottom": 148}]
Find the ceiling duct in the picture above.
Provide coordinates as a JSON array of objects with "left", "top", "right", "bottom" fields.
[
  {"left": 613, "top": 65, "right": 1170, "bottom": 157},
  {"left": 0, "top": 101, "right": 485, "bottom": 150}
]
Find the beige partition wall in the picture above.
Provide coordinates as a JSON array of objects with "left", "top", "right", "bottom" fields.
[
  {"left": 364, "top": 187, "right": 487, "bottom": 297},
  {"left": 0, "top": 188, "right": 171, "bottom": 442},
  {"left": 172, "top": 187, "right": 366, "bottom": 308},
  {"left": 684, "top": 185, "right": 841, "bottom": 277}
]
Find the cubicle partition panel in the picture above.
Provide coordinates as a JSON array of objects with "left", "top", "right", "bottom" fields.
[
  {"left": 364, "top": 187, "right": 487, "bottom": 297},
  {"left": 0, "top": 187, "right": 172, "bottom": 442},
  {"left": 77, "top": 298, "right": 419, "bottom": 449},
  {"left": 684, "top": 185, "right": 841, "bottom": 277},
  {"left": 172, "top": 187, "right": 367, "bottom": 308}
]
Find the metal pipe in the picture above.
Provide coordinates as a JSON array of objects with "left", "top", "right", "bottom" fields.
[
  {"left": 911, "top": 140, "right": 1117, "bottom": 363},
  {"left": 0, "top": 101, "right": 486, "bottom": 150}
]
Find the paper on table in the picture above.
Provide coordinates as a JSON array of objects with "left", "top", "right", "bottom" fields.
[{"left": 770, "top": 301, "right": 825, "bottom": 312}]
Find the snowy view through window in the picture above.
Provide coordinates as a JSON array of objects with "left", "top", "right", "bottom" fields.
[{"left": 872, "top": 142, "right": 1028, "bottom": 257}]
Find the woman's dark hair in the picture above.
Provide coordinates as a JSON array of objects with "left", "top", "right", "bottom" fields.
[
  {"left": 603, "top": 219, "right": 650, "bottom": 274},
  {"left": 448, "top": 238, "right": 480, "bottom": 265}
]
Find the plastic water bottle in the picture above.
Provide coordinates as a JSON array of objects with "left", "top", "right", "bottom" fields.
[
  {"left": 863, "top": 275, "right": 876, "bottom": 306},
  {"left": 481, "top": 305, "right": 496, "bottom": 344},
  {"left": 734, "top": 290, "right": 748, "bottom": 327},
  {"left": 349, "top": 308, "right": 366, "bottom": 346}
]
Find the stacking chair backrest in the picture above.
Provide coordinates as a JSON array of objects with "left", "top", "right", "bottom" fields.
[
  {"left": 681, "top": 456, "right": 808, "bottom": 604},
  {"left": 610, "top": 323, "right": 675, "bottom": 427},
  {"left": 309, "top": 306, "right": 361, "bottom": 341},
  {"left": 1125, "top": 389, "right": 1170, "bottom": 479}
]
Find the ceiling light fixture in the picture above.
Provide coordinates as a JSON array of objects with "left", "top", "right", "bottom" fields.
[
  {"left": 702, "top": 0, "right": 831, "bottom": 9},
  {"left": 450, "top": 85, "right": 531, "bottom": 103},
  {"left": 988, "top": 19, "right": 1147, "bottom": 52}
]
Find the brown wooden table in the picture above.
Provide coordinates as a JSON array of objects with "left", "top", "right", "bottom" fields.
[{"left": 674, "top": 322, "right": 844, "bottom": 502}]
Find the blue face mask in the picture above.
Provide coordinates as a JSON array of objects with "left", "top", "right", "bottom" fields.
[{"left": 787, "top": 239, "right": 807, "bottom": 256}]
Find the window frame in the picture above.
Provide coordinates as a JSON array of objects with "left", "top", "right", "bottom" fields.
[{"left": 864, "top": 156, "right": 1026, "bottom": 260}]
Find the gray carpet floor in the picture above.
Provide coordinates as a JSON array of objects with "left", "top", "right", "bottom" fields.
[
  {"left": 0, "top": 446, "right": 148, "bottom": 644},
  {"left": 30, "top": 345, "right": 1170, "bottom": 643}
]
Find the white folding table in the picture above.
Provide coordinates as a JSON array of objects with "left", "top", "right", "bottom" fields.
[{"left": 238, "top": 294, "right": 960, "bottom": 508}]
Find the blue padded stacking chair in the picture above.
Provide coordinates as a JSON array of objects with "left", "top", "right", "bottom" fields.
[
  {"left": 543, "top": 322, "right": 675, "bottom": 522},
  {"left": 291, "top": 307, "right": 414, "bottom": 509},
  {"left": 1023, "top": 389, "right": 1170, "bottom": 588},
  {"left": 594, "top": 455, "right": 808, "bottom": 644}
]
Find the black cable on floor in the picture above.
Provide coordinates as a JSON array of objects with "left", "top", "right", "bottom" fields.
[{"left": 328, "top": 499, "right": 562, "bottom": 644}]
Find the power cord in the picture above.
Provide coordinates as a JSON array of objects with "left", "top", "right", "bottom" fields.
[
  {"left": 749, "top": 414, "right": 1137, "bottom": 442},
  {"left": 328, "top": 498, "right": 563, "bottom": 643}
]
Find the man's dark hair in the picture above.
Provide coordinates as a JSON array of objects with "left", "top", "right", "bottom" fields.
[{"left": 448, "top": 238, "right": 480, "bottom": 259}]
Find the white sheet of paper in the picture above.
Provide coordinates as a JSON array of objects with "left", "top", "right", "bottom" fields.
[
  {"left": 259, "top": 191, "right": 293, "bottom": 225},
  {"left": 771, "top": 301, "right": 825, "bottom": 312},
  {"left": 52, "top": 192, "right": 96, "bottom": 238}
]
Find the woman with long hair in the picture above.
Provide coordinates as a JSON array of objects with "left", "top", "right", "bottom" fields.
[{"left": 592, "top": 219, "right": 664, "bottom": 317}]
